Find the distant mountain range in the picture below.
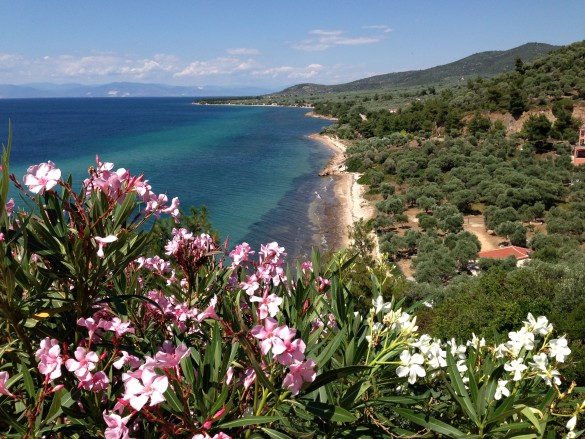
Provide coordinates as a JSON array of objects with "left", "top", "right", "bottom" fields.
[
  {"left": 277, "top": 42, "right": 559, "bottom": 95},
  {"left": 0, "top": 43, "right": 561, "bottom": 99},
  {"left": 0, "top": 82, "right": 274, "bottom": 99}
]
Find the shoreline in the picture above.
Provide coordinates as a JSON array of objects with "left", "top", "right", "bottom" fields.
[{"left": 308, "top": 133, "right": 376, "bottom": 252}]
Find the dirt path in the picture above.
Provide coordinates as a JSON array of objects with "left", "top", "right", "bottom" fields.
[
  {"left": 463, "top": 215, "right": 501, "bottom": 251},
  {"left": 394, "top": 211, "right": 503, "bottom": 280}
]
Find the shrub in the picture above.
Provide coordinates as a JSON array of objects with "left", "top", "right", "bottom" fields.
[{"left": 0, "top": 134, "right": 583, "bottom": 438}]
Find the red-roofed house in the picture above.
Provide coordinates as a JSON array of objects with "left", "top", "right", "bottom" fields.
[{"left": 478, "top": 246, "right": 531, "bottom": 261}]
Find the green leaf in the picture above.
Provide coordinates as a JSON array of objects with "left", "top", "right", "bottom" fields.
[
  {"left": 180, "top": 352, "right": 196, "bottom": 386},
  {"left": 445, "top": 350, "right": 479, "bottom": 427},
  {"left": 314, "top": 325, "right": 347, "bottom": 366},
  {"left": 391, "top": 407, "right": 468, "bottom": 438},
  {"left": 304, "top": 365, "right": 371, "bottom": 394},
  {"left": 520, "top": 406, "right": 544, "bottom": 435},
  {"left": 304, "top": 401, "right": 357, "bottom": 423},
  {"left": 20, "top": 363, "right": 35, "bottom": 399},
  {"left": 0, "top": 407, "right": 26, "bottom": 436},
  {"left": 217, "top": 415, "right": 281, "bottom": 429},
  {"left": 339, "top": 380, "right": 371, "bottom": 409},
  {"left": 163, "top": 384, "right": 184, "bottom": 414},
  {"left": 44, "top": 388, "right": 72, "bottom": 425},
  {"left": 260, "top": 428, "right": 294, "bottom": 439}
]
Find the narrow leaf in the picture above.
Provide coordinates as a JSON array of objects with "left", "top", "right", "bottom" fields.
[
  {"left": 304, "top": 401, "right": 357, "bottom": 423},
  {"left": 392, "top": 407, "right": 467, "bottom": 438},
  {"left": 217, "top": 415, "right": 281, "bottom": 429}
]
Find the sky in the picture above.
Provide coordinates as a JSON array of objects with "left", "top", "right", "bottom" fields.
[{"left": 1, "top": 1, "right": 584, "bottom": 91}]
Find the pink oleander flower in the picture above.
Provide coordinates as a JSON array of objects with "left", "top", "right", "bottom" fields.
[
  {"left": 35, "top": 337, "right": 63, "bottom": 382},
  {"left": 135, "top": 255, "right": 171, "bottom": 273},
  {"left": 78, "top": 317, "right": 102, "bottom": 342},
  {"left": 103, "top": 410, "right": 134, "bottom": 439},
  {"left": 122, "top": 368, "right": 169, "bottom": 411},
  {"left": 282, "top": 358, "right": 317, "bottom": 395},
  {"left": 192, "top": 434, "right": 232, "bottom": 439},
  {"left": 23, "top": 160, "right": 61, "bottom": 194},
  {"left": 274, "top": 326, "right": 306, "bottom": 366},
  {"left": 316, "top": 276, "right": 331, "bottom": 292},
  {"left": 251, "top": 317, "right": 287, "bottom": 357},
  {"left": 101, "top": 317, "right": 135, "bottom": 337},
  {"left": 301, "top": 261, "right": 313, "bottom": 274},
  {"left": 240, "top": 275, "right": 260, "bottom": 296},
  {"left": 230, "top": 242, "right": 254, "bottom": 266},
  {"left": 259, "top": 242, "right": 286, "bottom": 265},
  {"left": 81, "top": 370, "right": 110, "bottom": 392},
  {"left": 95, "top": 235, "right": 118, "bottom": 258},
  {"left": 113, "top": 351, "right": 142, "bottom": 370},
  {"left": 154, "top": 341, "right": 190, "bottom": 369},
  {"left": 5, "top": 198, "right": 14, "bottom": 215},
  {"left": 197, "top": 295, "right": 219, "bottom": 322},
  {"left": 243, "top": 367, "right": 256, "bottom": 390},
  {"left": 249, "top": 292, "right": 282, "bottom": 320},
  {"left": 65, "top": 347, "right": 99, "bottom": 381},
  {"left": 0, "top": 232, "right": 4, "bottom": 242},
  {"left": 225, "top": 367, "right": 234, "bottom": 385},
  {"left": 0, "top": 371, "right": 16, "bottom": 397},
  {"left": 161, "top": 196, "right": 181, "bottom": 223}
]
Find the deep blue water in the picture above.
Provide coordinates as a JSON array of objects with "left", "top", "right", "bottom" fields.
[{"left": 0, "top": 98, "right": 334, "bottom": 260}]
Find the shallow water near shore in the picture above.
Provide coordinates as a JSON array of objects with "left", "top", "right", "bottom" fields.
[{"left": 0, "top": 98, "right": 334, "bottom": 260}]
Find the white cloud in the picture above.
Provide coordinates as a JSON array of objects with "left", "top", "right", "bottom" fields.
[
  {"left": 0, "top": 50, "right": 371, "bottom": 88},
  {"left": 292, "top": 28, "right": 386, "bottom": 51},
  {"left": 363, "top": 24, "right": 393, "bottom": 33},
  {"left": 174, "top": 56, "right": 256, "bottom": 78},
  {"left": 226, "top": 48, "right": 261, "bottom": 56},
  {"left": 252, "top": 63, "right": 325, "bottom": 80}
]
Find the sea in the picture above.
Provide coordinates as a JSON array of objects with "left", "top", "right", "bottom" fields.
[{"left": 0, "top": 98, "right": 338, "bottom": 261}]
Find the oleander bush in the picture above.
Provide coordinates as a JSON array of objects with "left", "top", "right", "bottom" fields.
[{"left": 0, "top": 132, "right": 584, "bottom": 438}]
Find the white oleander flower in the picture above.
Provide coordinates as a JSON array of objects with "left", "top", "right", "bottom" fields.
[
  {"left": 505, "top": 358, "right": 528, "bottom": 381},
  {"left": 373, "top": 296, "right": 392, "bottom": 314},
  {"left": 566, "top": 415, "right": 577, "bottom": 431},
  {"left": 508, "top": 327, "right": 535, "bottom": 351},
  {"left": 494, "top": 343, "right": 511, "bottom": 359},
  {"left": 494, "top": 379, "right": 510, "bottom": 400},
  {"left": 467, "top": 333, "right": 486, "bottom": 350},
  {"left": 425, "top": 341, "right": 447, "bottom": 370},
  {"left": 523, "top": 313, "right": 553, "bottom": 337},
  {"left": 529, "top": 352, "right": 561, "bottom": 386},
  {"left": 447, "top": 338, "right": 467, "bottom": 360},
  {"left": 549, "top": 336, "right": 571, "bottom": 363},
  {"left": 396, "top": 350, "right": 426, "bottom": 385}
]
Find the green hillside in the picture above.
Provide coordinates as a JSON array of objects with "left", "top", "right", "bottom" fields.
[{"left": 279, "top": 42, "right": 558, "bottom": 95}]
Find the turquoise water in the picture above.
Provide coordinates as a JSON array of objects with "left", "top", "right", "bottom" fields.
[{"left": 0, "top": 98, "right": 334, "bottom": 259}]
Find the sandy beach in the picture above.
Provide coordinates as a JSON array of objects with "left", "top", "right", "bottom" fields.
[{"left": 309, "top": 133, "right": 376, "bottom": 251}]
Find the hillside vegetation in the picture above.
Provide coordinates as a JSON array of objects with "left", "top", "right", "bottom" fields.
[
  {"left": 310, "top": 39, "right": 585, "bottom": 383},
  {"left": 279, "top": 42, "right": 558, "bottom": 94}
]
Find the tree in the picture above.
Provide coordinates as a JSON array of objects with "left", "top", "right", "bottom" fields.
[
  {"left": 380, "top": 182, "right": 395, "bottom": 199},
  {"left": 417, "top": 213, "right": 438, "bottom": 232},
  {"left": 496, "top": 221, "right": 527, "bottom": 246},
  {"left": 509, "top": 86, "right": 527, "bottom": 119},
  {"left": 434, "top": 203, "right": 464, "bottom": 234},
  {"left": 467, "top": 113, "right": 492, "bottom": 136},
  {"left": 416, "top": 195, "right": 435, "bottom": 213},
  {"left": 413, "top": 245, "right": 457, "bottom": 284},
  {"left": 451, "top": 238, "right": 480, "bottom": 271},
  {"left": 448, "top": 189, "right": 477, "bottom": 213},
  {"left": 522, "top": 114, "right": 552, "bottom": 149}
]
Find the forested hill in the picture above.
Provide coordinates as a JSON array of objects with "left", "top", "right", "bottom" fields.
[{"left": 279, "top": 42, "right": 558, "bottom": 94}]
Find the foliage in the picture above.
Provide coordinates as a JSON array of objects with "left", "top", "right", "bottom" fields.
[{"left": 2, "top": 134, "right": 584, "bottom": 438}]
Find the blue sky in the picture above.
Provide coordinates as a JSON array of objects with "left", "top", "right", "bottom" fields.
[{"left": 1, "top": 1, "right": 584, "bottom": 90}]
